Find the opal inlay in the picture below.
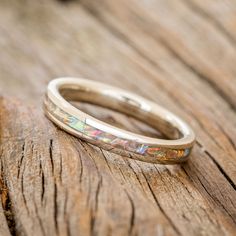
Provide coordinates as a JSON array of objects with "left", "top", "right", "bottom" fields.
[{"left": 45, "top": 97, "right": 190, "bottom": 160}]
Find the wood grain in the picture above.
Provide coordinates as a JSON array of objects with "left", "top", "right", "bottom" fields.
[
  {"left": 0, "top": 0, "right": 236, "bottom": 235},
  {"left": 0, "top": 156, "right": 11, "bottom": 236},
  {"left": 81, "top": 0, "right": 236, "bottom": 108}
]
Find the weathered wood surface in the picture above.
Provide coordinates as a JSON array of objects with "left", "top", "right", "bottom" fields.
[
  {"left": 0, "top": 0, "right": 236, "bottom": 235},
  {"left": 0, "top": 160, "right": 11, "bottom": 236}
]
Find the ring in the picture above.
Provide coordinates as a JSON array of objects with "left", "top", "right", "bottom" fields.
[{"left": 44, "top": 78, "right": 196, "bottom": 164}]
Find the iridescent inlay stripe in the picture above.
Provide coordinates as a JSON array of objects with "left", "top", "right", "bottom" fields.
[{"left": 45, "top": 97, "right": 191, "bottom": 160}]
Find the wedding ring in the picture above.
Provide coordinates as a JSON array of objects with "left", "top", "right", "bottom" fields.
[{"left": 44, "top": 78, "right": 195, "bottom": 164}]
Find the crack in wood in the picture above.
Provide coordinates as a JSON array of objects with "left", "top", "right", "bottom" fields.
[
  {"left": 204, "top": 150, "right": 236, "bottom": 191},
  {"left": 125, "top": 158, "right": 146, "bottom": 194},
  {"left": 196, "top": 174, "right": 236, "bottom": 225},
  {"left": 99, "top": 148, "right": 113, "bottom": 174},
  {"left": 17, "top": 142, "right": 25, "bottom": 179},
  {"left": 182, "top": 166, "right": 235, "bottom": 228},
  {"left": 39, "top": 159, "right": 45, "bottom": 202},
  {"left": 138, "top": 166, "right": 182, "bottom": 236},
  {"left": 49, "top": 139, "right": 54, "bottom": 174},
  {"left": 54, "top": 182, "right": 59, "bottom": 234},
  {"left": 90, "top": 176, "right": 102, "bottom": 235},
  {"left": 124, "top": 189, "right": 135, "bottom": 235}
]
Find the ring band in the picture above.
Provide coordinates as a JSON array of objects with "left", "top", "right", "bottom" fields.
[{"left": 44, "top": 78, "right": 195, "bottom": 164}]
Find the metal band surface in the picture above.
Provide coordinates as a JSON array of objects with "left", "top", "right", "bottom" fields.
[{"left": 44, "top": 78, "right": 196, "bottom": 164}]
